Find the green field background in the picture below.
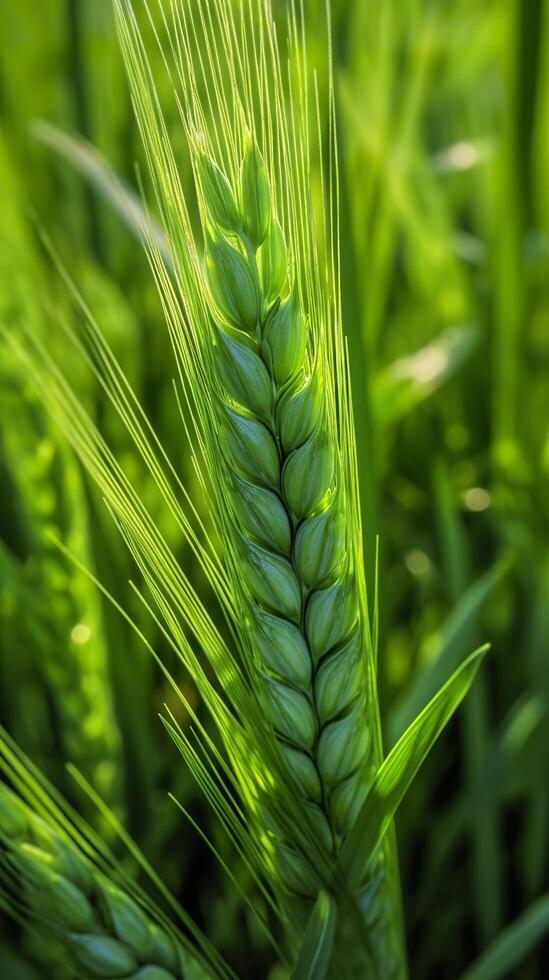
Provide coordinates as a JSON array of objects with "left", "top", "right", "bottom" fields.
[{"left": 1, "top": 1, "right": 548, "bottom": 977}]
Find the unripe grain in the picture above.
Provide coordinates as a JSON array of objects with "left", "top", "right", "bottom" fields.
[
  {"left": 216, "top": 328, "right": 273, "bottom": 419},
  {"left": 0, "top": 783, "right": 190, "bottom": 979},
  {"left": 258, "top": 219, "right": 287, "bottom": 299},
  {"left": 232, "top": 478, "right": 291, "bottom": 554},
  {"left": 317, "top": 700, "right": 371, "bottom": 785},
  {"left": 305, "top": 577, "right": 357, "bottom": 661},
  {"left": 282, "top": 432, "right": 334, "bottom": 517},
  {"left": 198, "top": 154, "right": 241, "bottom": 233},
  {"left": 240, "top": 144, "right": 271, "bottom": 247},
  {"left": 206, "top": 236, "right": 260, "bottom": 331},
  {"left": 293, "top": 500, "right": 346, "bottom": 588},
  {"left": 243, "top": 541, "right": 301, "bottom": 622},
  {"left": 253, "top": 609, "right": 312, "bottom": 687},
  {"left": 68, "top": 932, "right": 139, "bottom": 976},
  {"left": 201, "top": 146, "right": 380, "bottom": 917},
  {"left": 278, "top": 743, "right": 322, "bottom": 802},
  {"left": 264, "top": 679, "right": 316, "bottom": 749},
  {"left": 223, "top": 409, "right": 280, "bottom": 486},
  {"left": 277, "top": 374, "right": 322, "bottom": 454},
  {"left": 314, "top": 635, "right": 364, "bottom": 721},
  {"left": 98, "top": 879, "right": 152, "bottom": 957},
  {"left": 263, "top": 293, "right": 306, "bottom": 385}
]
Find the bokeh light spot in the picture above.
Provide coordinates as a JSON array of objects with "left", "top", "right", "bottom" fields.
[
  {"left": 70, "top": 623, "right": 91, "bottom": 645},
  {"left": 405, "top": 550, "right": 431, "bottom": 577},
  {"left": 463, "top": 487, "right": 490, "bottom": 512}
]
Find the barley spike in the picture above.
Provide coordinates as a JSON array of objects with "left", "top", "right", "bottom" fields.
[
  {"left": 204, "top": 145, "right": 368, "bottom": 856},
  {"left": 198, "top": 139, "right": 406, "bottom": 976},
  {"left": 0, "top": 782, "right": 203, "bottom": 979}
]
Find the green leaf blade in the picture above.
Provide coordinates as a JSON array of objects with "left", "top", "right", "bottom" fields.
[
  {"left": 340, "top": 646, "right": 489, "bottom": 889},
  {"left": 290, "top": 890, "right": 337, "bottom": 980},
  {"left": 389, "top": 563, "right": 506, "bottom": 745},
  {"left": 461, "top": 895, "right": 549, "bottom": 980}
]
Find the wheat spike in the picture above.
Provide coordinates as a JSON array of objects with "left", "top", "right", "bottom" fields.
[
  {"left": 0, "top": 781, "right": 204, "bottom": 979},
  {"left": 202, "top": 142, "right": 371, "bottom": 857},
  {"left": 197, "top": 144, "right": 404, "bottom": 977}
]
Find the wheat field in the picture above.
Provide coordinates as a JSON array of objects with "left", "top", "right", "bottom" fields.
[{"left": 0, "top": 1, "right": 548, "bottom": 978}]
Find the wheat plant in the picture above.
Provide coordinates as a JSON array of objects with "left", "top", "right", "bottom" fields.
[
  {"left": 192, "top": 138, "right": 406, "bottom": 975},
  {"left": 0, "top": 733, "right": 223, "bottom": 980},
  {"left": 0, "top": 784, "right": 181, "bottom": 979},
  {"left": 0, "top": 0, "right": 489, "bottom": 976}
]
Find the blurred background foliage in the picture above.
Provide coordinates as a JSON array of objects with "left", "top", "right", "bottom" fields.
[{"left": 0, "top": 0, "right": 548, "bottom": 977}]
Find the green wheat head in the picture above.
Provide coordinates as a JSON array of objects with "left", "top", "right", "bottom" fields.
[
  {"left": 196, "top": 137, "right": 402, "bottom": 941},
  {"left": 203, "top": 142, "right": 372, "bottom": 832},
  {"left": 3, "top": 0, "right": 412, "bottom": 975},
  {"left": 0, "top": 780, "right": 210, "bottom": 979},
  {"left": 113, "top": 1, "right": 405, "bottom": 968}
]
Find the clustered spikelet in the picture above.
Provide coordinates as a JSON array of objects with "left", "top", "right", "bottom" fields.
[
  {"left": 0, "top": 783, "right": 191, "bottom": 979},
  {"left": 198, "top": 143, "right": 373, "bottom": 888}
]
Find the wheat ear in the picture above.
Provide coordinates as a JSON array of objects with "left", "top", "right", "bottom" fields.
[
  {"left": 0, "top": 782, "right": 195, "bottom": 979},
  {"left": 197, "top": 141, "right": 406, "bottom": 975},
  {"left": 200, "top": 145, "right": 371, "bottom": 863}
]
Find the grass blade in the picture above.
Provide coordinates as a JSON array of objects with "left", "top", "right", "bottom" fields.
[
  {"left": 290, "top": 890, "right": 337, "bottom": 980},
  {"left": 389, "top": 564, "right": 506, "bottom": 744},
  {"left": 339, "top": 646, "right": 488, "bottom": 889},
  {"left": 32, "top": 120, "right": 170, "bottom": 265},
  {"left": 461, "top": 895, "right": 549, "bottom": 980}
]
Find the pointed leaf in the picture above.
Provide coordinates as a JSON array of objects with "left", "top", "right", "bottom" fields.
[
  {"left": 290, "top": 890, "right": 337, "bottom": 980},
  {"left": 389, "top": 563, "right": 506, "bottom": 744},
  {"left": 32, "top": 121, "right": 170, "bottom": 266},
  {"left": 340, "top": 647, "right": 488, "bottom": 888},
  {"left": 461, "top": 895, "right": 549, "bottom": 980}
]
